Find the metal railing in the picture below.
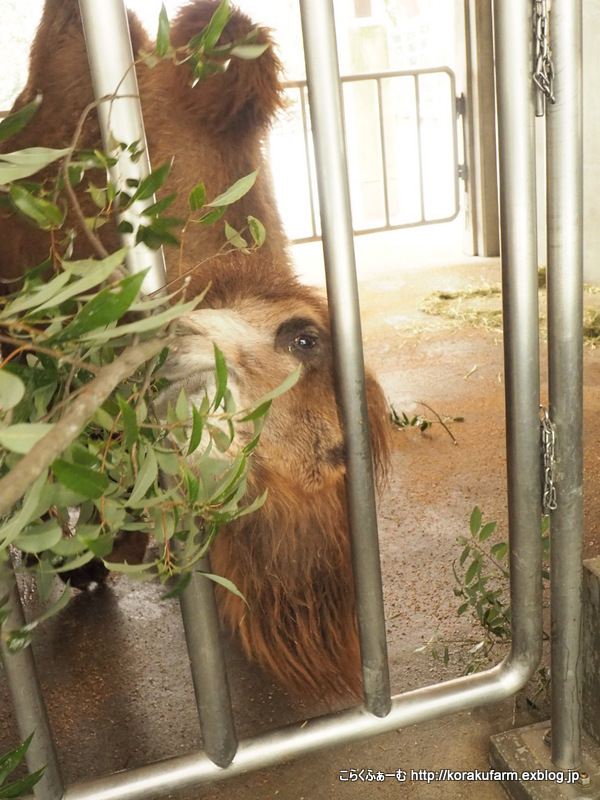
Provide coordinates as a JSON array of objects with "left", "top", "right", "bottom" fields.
[
  {"left": 271, "top": 67, "right": 461, "bottom": 243},
  {"left": 0, "top": 0, "right": 584, "bottom": 797}
]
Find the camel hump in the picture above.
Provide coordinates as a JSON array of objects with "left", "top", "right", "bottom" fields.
[{"left": 167, "top": 1, "right": 285, "bottom": 135}]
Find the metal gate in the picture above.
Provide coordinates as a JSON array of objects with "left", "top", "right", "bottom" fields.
[
  {"left": 0, "top": 0, "right": 585, "bottom": 797},
  {"left": 270, "top": 67, "right": 461, "bottom": 243}
]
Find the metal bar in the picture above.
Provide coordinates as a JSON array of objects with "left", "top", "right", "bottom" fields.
[
  {"left": 546, "top": 0, "right": 584, "bottom": 770},
  {"left": 493, "top": 0, "right": 543, "bottom": 671},
  {"left": 59, "top": 659, "right": 538, "bottom": 800},
  {"left": 298, "top": 86, "right": 319, "bottom": 240},
  {"left": 77, "top": 0, "right": 166, "bottom": 296},
  {"left": 414, "top": 74, "right": 427, "bottom": 223},
  {"left": 177, "top": 556, "right": 237, "bottom": 768},
  {"left": 297, "top": 0, "right": 391, "bottom": 718},
  {"left": 79, "top": 0, "right": 237, "bottom": 769},
  {"left": 375, "top": 78, "right": 391, "bottom": 228},
  {"left": 0, "top": 563, "right": 64, "bottom": 800}
]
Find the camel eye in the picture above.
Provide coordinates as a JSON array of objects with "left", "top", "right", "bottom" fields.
[{"left": 292, "top": 333, "right": 318, "bottom": 350}]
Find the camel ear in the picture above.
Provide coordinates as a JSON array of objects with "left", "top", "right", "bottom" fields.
[
  {"left": 365, "top": 371, "right": 392, "bottom": 489},
  {"left": 167, "top": 2, "right": 285, "bottom": 135}
]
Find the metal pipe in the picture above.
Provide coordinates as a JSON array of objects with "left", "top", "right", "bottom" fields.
[
  {"left": 493, "top": 0, "right": 544, "bottom": 671},
  {"left": 297, "top": 0, "right": 391, "bottom": 717},
  {"left": 79, "top": 0, "right": 238, "bottom": 768},
  {"left": 546, "top": 0, "right": 584, "bottom": 770},
  {"left": 77, "top": 0, "right": 167, "bottom": 295},
  {"left": 0, "top": 564, "right": 64, "bottom": 800},
  {"left": 177, "top": 557, "right": 237, "bottom": 768},
  {"left": 60, "top": 658, "right": 535, "bottom": 800}
]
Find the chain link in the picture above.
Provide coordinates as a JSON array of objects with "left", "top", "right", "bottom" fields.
[
  {"left": 540, "top": 406, "right": 557, "bottom": 512},
  {"left": 533, "top": 0, "right": 555, "bottom": 115}
]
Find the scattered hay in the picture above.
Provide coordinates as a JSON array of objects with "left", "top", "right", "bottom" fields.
[
  {"left": 419, "top": 284, "right": 504, "bottom": 333},
  {"left": 584, "top": 308, "right": 600, "bottom": 344}
]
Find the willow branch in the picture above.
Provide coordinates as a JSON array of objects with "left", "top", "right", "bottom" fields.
[{"left": 0, "top": 335, "right": 172, "bottom": 518}]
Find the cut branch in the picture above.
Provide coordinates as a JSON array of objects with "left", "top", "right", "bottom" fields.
[{"left": 0, "top": 335, "right": 172, "bottom": 518}]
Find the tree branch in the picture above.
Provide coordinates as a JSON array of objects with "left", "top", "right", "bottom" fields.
[{"left": 0, "top": 335, "right": 172, "bottom": 518}]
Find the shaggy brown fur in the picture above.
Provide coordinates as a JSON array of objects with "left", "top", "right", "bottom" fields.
[{"left": 0, "top": 0, "right": 391, "bottom": 702}]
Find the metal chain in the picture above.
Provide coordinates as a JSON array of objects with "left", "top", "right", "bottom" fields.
[
  {"left": 533, "top": 0, "right": 555, "bottom": 115},
  {"left": 540, "top": 406, "right": 557, "bottom": 511}
]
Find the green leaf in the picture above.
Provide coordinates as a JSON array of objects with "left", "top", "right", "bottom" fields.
[
  {"left": 156, "top": 4, "right": 171, "bottom": 57},
  {"left": 469, "top": 506, "right": 482, "bottom": 537},
  {"left": 80, "top": 296, "right": 200, "bottom": 343},
  {"left": 188, "top": 183, "right": 206, "bottom": 212},
  {"left": 464, "top": 558, "right": 480, "bottom": 586},
  {"left": 0, "top": 766, "right": 45, "bottom": 798},
  {"left": 207, "top": 170, "right": 258, "bottom": 207},
  {"left": 55, "top": 270, "right": 146, "bottom": 341},
  {"left": 187, "top": 404, "right": 205, "bottom": 455},
  {"left": 52, "top": 459, "right": 109, "bottom": 499},
  {"left": 248, "top": 215, "right": 266, "bottom": 246},
  {"left": 117, "top": 396, "right": 139, "bottom": 449},
  {"left": 229, "top": 42, "right": 270, "bottom": 60},
  {"left": 0, "top": 145, "right": 71, "bottom": 183},
  {"left": 479, "top": 521, "right": 497, "bottom": 541},
  {"left": 131, "top": 161, "right": 172, "bottom": 203},
  {"left": 0, "top": 95, "right": 41, "bottom": 141},
  {"left": 141, "top": 193, "right": 177, "bottom": 217},
  {"left": 212, "top": 344, "right": 228, "bottom": 410},
  {"left": 9, "top": 184, "right": 64, "bottom": 229},
  {"left": 198, "top": 571, "right": 248, "bottom": 605},
  {"left": 0, "top": 423, "right": 54, "bottom": 454},
  {"left": 0, "top": 734, "right": 31, "bottom": 785},
  {"left": 0, "top": 370, "right": 25, "bottom": 411},
  {"left": 189, "top": 0, "right": 230, "bottom": 51},
  {"left": 14, "top": 519, "right": 63, "bottom": 553},
  {"left": 224, "top": 221, "right": 247, "bottom": 249},
  {"left": 33, "top": 250, "right": 128, "bottom": 313},
  {"left": 197, "top": 207, "right": 226, "bottom": 226},
  {"left": 128, "top": 446, "right": 158, "bottom": 505},
  {"left": 239, "top": 366, "right": 301, "bottom": 420}
]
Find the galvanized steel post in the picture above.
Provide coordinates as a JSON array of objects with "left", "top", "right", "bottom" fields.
[
  {"left": 297, "top": 0, "right": 392, "bottom": 717},
  {"left": 546, "top": 0, "right": 584, "bottom": 770}
]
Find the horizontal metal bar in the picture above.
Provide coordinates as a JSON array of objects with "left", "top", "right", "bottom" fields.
[
  {"left": 59, "top": 657, "right": 536, "bottom": 800},
  {"left": 283, "top": 65, "right": 456, "bottom": 90}
]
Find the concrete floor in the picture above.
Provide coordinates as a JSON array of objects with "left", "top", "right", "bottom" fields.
[{"left": 1, "top": 221, "right": 587, "bottom": 799}]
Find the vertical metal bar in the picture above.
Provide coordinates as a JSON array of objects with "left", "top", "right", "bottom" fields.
[
  {"left": 493, "top": 0, "right": 543, "bottom": 671},
  {"left": 298, "top": 0, "right": 391, "bottom": 717},
  {"left": 414, "top": 75, "right": 426, "bottom": 223},
  {"left": 77, "top": 0, "right": 167, "bottom": 295},
  {"left": 0, "top": 564, "right": 64, "bottom": 800},
  {"left": 546, "top": 0, "right": 584, "bottom": 770},
  {"left": 298, "top": 86, "right": 319, "bottom": 240},
  {"left": 79, "top": 0, "right": 237, "bottom": 767},
  {"left": 375, "top": 78, "right": 391, "bottom": 228},
  {"left": 177, "top": 556, "right": 237, "bottom": 768}
]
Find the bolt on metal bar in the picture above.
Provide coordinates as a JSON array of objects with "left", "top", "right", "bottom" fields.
[
  {"left": 297, "top": 0, "right": 391, "bottom": 717},
  {"left": 546, "top": 0, "right": 584, "bottom": 771},
  {"left": 78, "top": 0, "right": 237, "bottom": 769},
  {"left": 77, "top": 0, "right": 166, "bottom": 296},
  {"left": 0, "top": 564, "right": 64, "bottom": 800},
  {"left": 493, "top": 0, "right": 544, "bottom": 671}
]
